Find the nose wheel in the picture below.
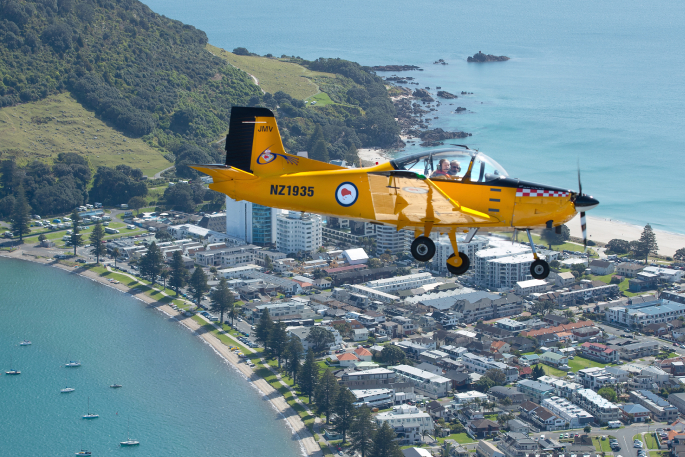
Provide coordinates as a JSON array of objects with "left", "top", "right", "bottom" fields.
[
  {"left": 447, "top": 252, "right": 470, "bottom": 275},
  {"left": 410, "top": 236, "right": 436, "bottom": 262},
  {"left": 530, "top": 259, "right": 550, "bottom": 279}
]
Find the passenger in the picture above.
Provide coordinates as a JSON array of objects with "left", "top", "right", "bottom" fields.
[
  {"left": 431, "top": 159, "right": 450, "bottom": 179},
  {"left": 448, "top": 160, "right": 462, "bottom": 177}
]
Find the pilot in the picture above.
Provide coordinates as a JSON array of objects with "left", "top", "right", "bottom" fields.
[
  {"left": 448, "top": 160, "right": 461, "bottom": 177},
  {"left": 431, "top": 159, "right": 450, "bottom": 179}
]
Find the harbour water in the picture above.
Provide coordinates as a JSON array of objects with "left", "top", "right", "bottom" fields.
[
  {"left": 143, "top": 0, "right": 685, "bottom": 234},
  {"left": 0, "top": 258, "right": 303, "bottom": 456}
]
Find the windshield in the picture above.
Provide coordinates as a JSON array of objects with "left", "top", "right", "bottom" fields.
[{"left": 391, "top": 149, "right": 508, "bottom": 183}]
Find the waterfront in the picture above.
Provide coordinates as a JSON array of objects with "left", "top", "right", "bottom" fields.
[
  {"left": 142, "top": 0, "right": 685, "bottom": 234},
  {"left": 0, "top": 257, "right": 303, "bottom": 456}
]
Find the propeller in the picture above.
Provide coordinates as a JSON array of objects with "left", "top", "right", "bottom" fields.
[
  {"left": 578, "top": 166, "right": 587, "bottom": 250},
  {"left": 574, "top": 165, "right": 599, "bottom": 249}
]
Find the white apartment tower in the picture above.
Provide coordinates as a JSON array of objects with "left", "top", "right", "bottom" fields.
[
  {"left": 225, "top": 196, "right": 280, "bottom": 245},
  {"left": 276, "top": 211, "right": 323, "bottom": 254},
  {"left": 434, "top": 234, "right": 490, "bottom": 274},
  {"left": 375, "top": 225, "right": 412, "bottom": 255}
]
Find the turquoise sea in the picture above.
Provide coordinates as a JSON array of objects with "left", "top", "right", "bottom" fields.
[
  {"left": 0, "top": 258, "right": 303, "bottom": 457},
  {"left": 143, "top": 0, "right": 685, "bottom": 234}
]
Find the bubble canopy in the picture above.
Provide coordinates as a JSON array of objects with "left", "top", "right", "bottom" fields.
[{"left": 390, "top": 148, "right": 509, "bottom": 183}]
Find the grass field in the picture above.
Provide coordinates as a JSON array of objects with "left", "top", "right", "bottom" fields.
[
  {"left": 511, "top": 232, "right": 597, "bottom": 257},
  {"left": 207, "top": 44, "right": 335, "bottom": 100},
  {"left": 592, "top": 436, "right": 613, "bottom": 453},
  {"left": 436, "top": 433, "right": 475, "bottom": 444},
  {"left": 0, "top": 93, "right": 171, "bottom": 177},
  {"left": 305, "top": 92, "right": 335, "bottom": 107},
  {"left": 645, "top": 433, "right": 658, "bottom": 450},
  {"left": 568, "top": 355, "right": 615, "bottom": 372},
  {"left": 541, "top": 363, "right": 569, "bottom": 377}
]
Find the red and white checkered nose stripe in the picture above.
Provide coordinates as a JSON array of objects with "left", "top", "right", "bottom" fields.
[{"left": 516, "top": 188, "right": 569, "bottom": 197}]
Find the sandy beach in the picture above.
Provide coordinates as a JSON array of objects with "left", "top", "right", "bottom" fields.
[
  {"left": 0, "top": 249, "right": 322, "bottom": 457},
  {"left": 568, "top": 214, "right": 685, "bottom": 257}
]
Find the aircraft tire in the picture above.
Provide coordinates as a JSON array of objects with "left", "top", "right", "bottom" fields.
[
  {"left": 530, "top": 259, "right": 550, "bottom": 279},
  {"left": 447, "top": 253, "right": 470, "bottom": 276},
  {"left": 410, "top": 236, "right": 435, "bottom": 262}
]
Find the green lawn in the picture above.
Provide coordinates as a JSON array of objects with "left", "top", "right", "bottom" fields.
[
  {"left": 305, "top": 92, "right": 335, "bottom": 107},
  {"left": 645, "top": 432, "right": 658, "bottom": 450},
  {"left": 592, "top": 436, "right": 613, "bottom": 453},
  {"left": 650, "top": 452, "right": 669, "bottom": 457},
  {"left": 634, "top": 434, "right": 643, "bottom": 442},
  {"left": 540, "top": 363, "right": 569, "bottom": 377},
  {"left": 511, "top": 232, "right": 598, "bottom": 257},
  {"left": 567, "top": 355, "right": 616, "bottom": 372},
  {"left": 436, "top": 433, "right": 475, "bottom": 444}
]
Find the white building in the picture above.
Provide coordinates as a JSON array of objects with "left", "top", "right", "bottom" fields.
[
  {"left": 475, "top": 246, "right": 558, "bottom": 290},
  {"left": 367, "top": 273, "right": 435, "bottom": 292},
  {"left": 572, "top": 388, "right": 620, "bottom": 423},
  {"left": 643, "top": 266, "right": 683, "bottom": 282},
  {"left": 276, "top": 211, "right": 322, "bottom": 254},
  {"left": 287, "top": 325, "right": 343, "bottom": 352},
  {"left": 605, "top": 299, "right": 685, "bottom": 327},
  {"left": 375, "top": 405, "right": 433, "bottom": 444},
  {"left": 461, "top": 352, "right": 519, "bottom": 382},
  {"left": 514, "top": 279, "right": 550, "bottom": 296},
  {"left": 225, "top": 197, "right": 281, "bottom": 245},
  {"left": 218, "top": 265, "right": 262, "bottom": 278},
  {"left": 252, "top": 301, "right": 318, "bottom": 320},
  {"left": 347, "top": 284, "right": 399, "bottom": 303},
  {"left": 536, "top": 376, "right": 583, "bottom": 400},
  {"left": 342, "top": 248, "right": 368, "bottom": 265},
  {"left": 195, "top": 245, "right": 259, "bottom": 268},
  {"left": 375, "top": 225, "right": 412, "bottom": 255},
  {"left": 351, "top": 388, "right": 395, "bottom": 408},
  {"left": 168, "top": 224, "right": 246, "bottom": 245},
  {"left": 453, "top": 390, "right": 489, "bottom": 405},
  {"left": 390, "top": 365, "right": 451, "bottom": 399},
  {"left": 433, "top": 234, "right": 490, "bottom": 274},
  {"left": 541, "top": 396, "right": 594, "bottom": 428},
  {"left": 576, "top": 367, "right": 617, "bottom": 390}
]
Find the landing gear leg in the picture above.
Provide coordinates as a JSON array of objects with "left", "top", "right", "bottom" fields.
[
  {"left": 526, "top": 229, "right": 550, "bottom": 279},
  {"left": 446, "top": 231, "right": 470, "bottom": 276}
]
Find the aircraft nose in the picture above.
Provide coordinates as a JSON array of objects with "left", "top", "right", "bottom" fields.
[{"left": 574, "top": 194, "right": 599, "bottom": 211}]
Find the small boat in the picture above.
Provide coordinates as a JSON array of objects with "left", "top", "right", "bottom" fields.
[
  {"left": 110, "top": 384, "right": 122, "bottom": 389},
  {"left": 61, "top": 387, "right": 75, "bottom": 393},
  {"left": 82, "top": 397, "right": 99, "bottom": 419},
  {"left": 65, "top": 361, "right": 81, "bottom": 367},
  {"left": 19, "top": 340, "right": 32, "bottom": 346},
  {"left": 6, "top": 356, "right": 20, "bottom": 375},
  {"left": 75, "top": 450, "right": 91, "bottom": 456},
  {"left": 120, "top": 417, "right": 140, "bottom": 446}
]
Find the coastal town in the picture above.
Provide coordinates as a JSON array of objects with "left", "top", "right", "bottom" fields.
[{"left": 4, "top": 189, "right": 685, "bottom": 457}]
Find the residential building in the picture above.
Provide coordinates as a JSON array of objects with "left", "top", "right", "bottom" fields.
[
  {"left": 641, "top": 366, "right": 670, "bottom": 385},
  {"left": 433, "top": 234, "right": 489, "bottom": 274},
  {"left": 390, "top": 365, "right": 451, "bottom": 399},
  {"left": 488, "top": 387, "right": 525, "bottom": 404},
  {"left": 453, "top": 391, "right": 489, "bottom": 406},
  {"left": 668, "top": 392, "right": 685, "bottom": 415},
  {"left": 536, "top": 376, "right": 583, "bottom": 400},
  {"left": 611, "top": 341, "right": 659, "bottom": 360},
  {"left": 589, "top": 260, "right": 615, "bottom": 275},
  {"left": 516, "top": 380, "right": 554, "bottom": 403},
  {"left": 367, "top": 273, "right": 435, "bottom": 292},
  {"left": 643, "top": 266, "right": 683, "bottom": 282},
  {"left": 619, "top": 403, "right": 651, "bottom": 422},
  {"left": 572, "top": 389, "right": 620, "bottom": 423},
  {"left": 453, "top": 296, "right": 524, "bottom": 324},
  {"left": 375, "top": 225, "right": 412, "bottom": 255},
  {"left": 605, "top": 299, "right": 685, "bottom": 327},
  {"left": 195, "top": 245, "right": 259, "bottom": 268},
  {"left": 557, "top": 284, "right": 619, "bottom": 307},
  {"left": 347, "top": 284, "right": 399, "bottom": 304},
  {"left": 375, "top": 405, "right": 432, "bottom": 444},
  {"left": 197, "top": 212, "right": 227, "bottom": 233},
  {"left": 540, "top": 352, "right": 568, "bottom": 369},
  {"left": 514, "top": 279, "right": 550, "bottom": 296},
  {"left": 542, "top": 396, "right": 594, "bottom": 428},
  {"left": 225, "top": 197, "right": 280, "bottom": 245},
  {"left": 497, "top": 432, "right": 539, "bottom": 457},
  {"left": 579, "top": 342, "right": 620, "bottom": 363},
  {"left": 529, "top": 406, "right": 566, "bottom": 431},
  {"left": 286, "top": 325, "right": 342, "bottom": 353},
  {"left": 251, "top": 301, "right": 317, "bottom": 321},
  {"left": 342, "top": 248, "right": 368, "bottom": 265},
  {"left": 477, "top": 440, "right": 506, "bottom": 457},
  {"left": 554, "top": 271, "right": 576, "bottom": 287},
  {"left": 494, "top": 318, "right": 527, "bottom": 333},
  {"left": 461, "top": 352, "right": 519, "bottom": 382},
  {"left": 616, "top": 263, "right": 644, "bottom": 278},
  {"left": 338, "top": 368, "right": 398, "bottom": 388},
  {"left": 255, "top": 249, "right": 287, "bottom": 267},
  {"left": 507, "top": 420, "right": 531, "bottom": 434},
  {"left": 351, "top": 388, "right": 395, "bottom": 408},
  {"left": 468, "top": 419, "right": 500, "bottom": 439},
  {"left": 629, "top": 390, "right": 679, "bottom": 421},
  {"left": 276, "top": 211, "right": 322, "bottom": 254},
  {"left": 576, "top": 367, "right": 617, "bottom": 390}
]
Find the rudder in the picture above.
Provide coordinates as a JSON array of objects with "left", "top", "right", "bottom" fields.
[{"left": 225, "top": 106, "right": 287, "bottom": 174}]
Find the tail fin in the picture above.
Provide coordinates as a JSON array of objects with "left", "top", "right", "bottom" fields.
[{"left": 225, "top": 106, "right": 344, "bottom": 176}]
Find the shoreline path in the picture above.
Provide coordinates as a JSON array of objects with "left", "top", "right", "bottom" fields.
[{"left": 0, "top": 249, "right": 323, "bottom": 457}]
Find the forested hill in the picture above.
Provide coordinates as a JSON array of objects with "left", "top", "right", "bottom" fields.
[{"left": 0, "top": 0, "right": 400, "bottom": 170}]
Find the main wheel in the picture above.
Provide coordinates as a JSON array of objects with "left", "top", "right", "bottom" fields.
[
  {"left": 447, "top": 252, "right": 470, "bottom": 275},
  {"left": 530, "top": 259, "right": 550, "bottom": 279},
  {"left": 410, "top": 236, "right": 436, "bottom": 262}
]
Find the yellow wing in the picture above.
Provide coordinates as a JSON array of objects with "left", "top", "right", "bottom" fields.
[{"left": 367, "top": 171, "right": 496, "bottom": 228}]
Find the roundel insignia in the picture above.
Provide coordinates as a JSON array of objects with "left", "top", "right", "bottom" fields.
[
  {"left": 257, "top": 150, "right": 276, "bottom": 164},
  {"left": 335, "top": 182, "right": 358, "bottom": 207},
  {"left": 402, "top": 186, "right": 428, "bottom": 194}
]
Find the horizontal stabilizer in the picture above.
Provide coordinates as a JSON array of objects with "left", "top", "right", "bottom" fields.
[{"left": 188, "top": 164, "right": 256, "bottom": 183}]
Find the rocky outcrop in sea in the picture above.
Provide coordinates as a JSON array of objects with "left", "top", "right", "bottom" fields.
[
  {"left": 412, "top": 89, "right": 434, "bottom": 102},
  {"left": 371, "top": 64, "right": 422, "bottom": 71},
  {"left": 437, "top": 90, "right": 458, "bottom": 99},
  {"left": 467, "top": 51, "right": 510, "bottom": 62}
]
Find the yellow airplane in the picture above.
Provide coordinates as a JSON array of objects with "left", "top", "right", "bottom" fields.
[{"left": 191, "top": 107, "right": 599, "bottom": 279}]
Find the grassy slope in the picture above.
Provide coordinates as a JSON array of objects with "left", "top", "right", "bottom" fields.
[
  {"left": 0, "top": 93, "right": 170, "bottom": 177},
  {"left": 207, "top": 45, "right": 334, "bottom": 100}
]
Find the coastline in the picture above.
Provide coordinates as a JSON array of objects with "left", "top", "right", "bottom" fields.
[{"left": 0, "top": 249, "right": 321, "bottom": 457}]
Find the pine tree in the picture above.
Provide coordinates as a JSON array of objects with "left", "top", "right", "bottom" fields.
[
  {"left": 255, "top": 308, "right": 274, "bottom": 351},
  {"left": 315, "top": 368, "right": 339, "bottom": 423},
  {"left": 89, "top": 222, "right": 106, "bottom": 263},
  {"left": 10, "top": 184, "right": 31, "bottom": 243},
  {"left": 636, "top": 223, "right": 658, "bottom": 264},
  {"left": 0, "top": 159, "right": 17, "bottom": 197},
  {"left": 285, "top": 334, "right": 304, "bottom": 382},
  {"left": 268, "top": 321, "right": 288, "bottom": 367},
  {"left": 210, "top": 277, "right": 234, "bottom": 324},
  {"left": 345, "top": 144, "right": 359, "bottom": 167},
  {"left": 310, "top": 139, "right": 329, "bottom": 162},
  {"left": 69, "top": 210, "right": 83, "bottom": 256},
  {"left": 349, "top": 406, "right": 376, "bottom": 457},
  {"left": 111, "top": 247, "right": 120, "bottom": 268},
  {"left": 298, "top": 348, "right": 319, "bottom": 404},
  {"left": 369, "top": 421, "right": 403, "bottom": 457},
  {"left": 307, "top": 124, "right": 326, "bottom": 152},
  {"left": 169, "top": 250, "right": 188, "bottom": 297},
  {"left": 139, "top": 241, "right": 163, "bottom": 284},
  {"left": 333, "top": 387, "right": 356, "bottom": 443},
  {"left": 188, "top": 266, "right": 209, "bottom": 306}
]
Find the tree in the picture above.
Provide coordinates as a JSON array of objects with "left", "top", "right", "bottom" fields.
[
  {"left": 268, "top": 322, "right": 288, "bottom": 367},
  {"left": 1, "top": 159, "right": 17, "bottom": 197},
  {"left": 209, "top": 278, "right": 234, "bottom": 325},
  {"left": 333, "top": 387, "right": 356, "bottom": 443},
  {"left": 255, "top": 308, "right": 274, "bottom": 350},
  {"left": 139, "top": 241, "right": 163, "bottom": 284},
  {"left": 474, "top": 376, "right": 496, "bottom": 393},
  {"left": 160, "top": 268, "right": 170, "bottom": 291},
  {"left": 635, "top": 224, "right": 658, "bottom": 263},
  {"left": 606, "top": 239, "right": 630, "bottom": 254},
  {"left": 675, "top": 248, "right": 685, "bottom": 263},
  {"left": 69, "top": 210, "right": 83, "bottom": 256},
  {"left": 333, "top": 321, "right": 352, "bottom": 338},
  {"left": 541, "top": 225, "right": 570, "bottom": 247},
  {"left": 380, "top": 345, "right": 406, "bottom": 365},
  {"left": 484, "top": 368, "right": 506, "bottom": 386},
  {"left": 597, "top": 386, "right": 617, "bottom": 402},
  {"left": 368, "top": 421, "right": 403, "bottom": 457},
  {"left": 264, "top": 254, "right": 273, "bottom": 271},
  {"left": 531, "top": 364, "right": 545, "bottom": 380},
  {"left": 315, "top": 368, "right": 339, "bottom": 423},
  {"left": 349, "top": 406, "right": 377, "bottom": 457},
  {"left": 285, "top": 334, "right": 304, "bottom": 382},
  {"left": 501, "top": 396, "right": 512, "bottom": 406},
  {"left": 584, "top": 424, "right": 592, "bottom": 433},
  {"left": 88, "top": 223, "right": 105, "bottom": 262},
  {"left": 188, "top": 266, "right": 209, "bottom": 306},
  {"left": 128, "top": 195, "right": 147, "bottom": 215},
  {"left": 305, "top": 326, "right": 335, "bottom": 355},
  {"left": 10, "top": 184, "right": 31, "bottom": 243},
  {"left": 111, "top": 247, "right": 120, "bottom": 268},
  {"left": 38, "top": 233, "right": 47, "bottom": 242},
  {"left": 169, "top": 250, "right": 188, "bottom": 297},
  {"left": 367, "top": 258, "right": 382, "bottom": 269},
  {"left": 298, "top": 349, "right": 319, "bottom": 404}
]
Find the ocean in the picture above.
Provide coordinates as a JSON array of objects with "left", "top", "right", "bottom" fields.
[
  {"left": 0, "top": 258, "right": 303, "bottom": 456},
  {"left": 143, "top": 0, "right": 685, "bottom": 235}
]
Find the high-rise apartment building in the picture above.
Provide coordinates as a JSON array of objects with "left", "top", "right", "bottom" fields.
[
  {"left": 276, "top": 211, "right": 322, "bottom": 254},
  {"left": 225, "top": 197, "right": 280, "bottom": 245}
]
